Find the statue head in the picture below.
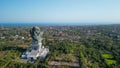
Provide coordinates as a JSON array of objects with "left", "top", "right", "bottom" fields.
[{"left": 30, "top": 26, "right": 42, "bottom": 44}]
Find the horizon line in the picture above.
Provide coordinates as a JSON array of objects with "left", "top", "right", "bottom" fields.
[{"left": 0, "top": 22, "right": 120, "bottom": 26}]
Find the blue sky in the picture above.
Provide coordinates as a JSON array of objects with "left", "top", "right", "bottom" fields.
[{"left": 0, "top": 0, "right": 120, "bottom": 24}]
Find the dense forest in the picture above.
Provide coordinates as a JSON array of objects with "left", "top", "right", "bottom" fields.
[{"left": 0, "top": 24, "right": 120, "bottom": 68}]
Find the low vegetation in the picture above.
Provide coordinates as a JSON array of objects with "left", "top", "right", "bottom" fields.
[{"left": 0, "top": 25, "right": 120, "bottom": 68}]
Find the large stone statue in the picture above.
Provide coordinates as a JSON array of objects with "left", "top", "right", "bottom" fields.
[
  {"left": 21, "top": 26, "right": 49, "bottom": 60},
  {"left": 30, "top": 26, "right": 43, "bottom": 44}
]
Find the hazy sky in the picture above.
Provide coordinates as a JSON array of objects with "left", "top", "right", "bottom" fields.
[{"left": 0, "top": 0, "right": 120, "bottom": 24}]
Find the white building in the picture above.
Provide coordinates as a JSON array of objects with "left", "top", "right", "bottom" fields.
[{"left": 21, "top": 42, "right": 49, "bottom": 60}]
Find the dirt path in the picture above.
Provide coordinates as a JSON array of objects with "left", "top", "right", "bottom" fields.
[{"left": 49, "top": 61, "right": 80, "bottom": 67}]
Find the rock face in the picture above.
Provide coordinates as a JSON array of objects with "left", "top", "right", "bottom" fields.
[{"left": 21, "top": 26, "right": 49, "bottom": 60}]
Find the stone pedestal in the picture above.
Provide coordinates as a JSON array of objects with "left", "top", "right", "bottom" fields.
[{"left": 21, "top": 43, "right": 49, "bottom": 60}]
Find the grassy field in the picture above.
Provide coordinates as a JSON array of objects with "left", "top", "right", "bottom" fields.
[
  {"left": 102, "top": 54, "right": 117, "bottom": 65},
  {"left": 106, "top": 59, "right": 117, "bottom": 65},
  {"left": 102, "top": 54, "right": 113, "bottom": 59}
]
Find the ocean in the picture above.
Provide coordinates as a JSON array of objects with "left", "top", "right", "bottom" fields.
[{"left": 0, "top": 22, "right": 116, "bottom": 26}]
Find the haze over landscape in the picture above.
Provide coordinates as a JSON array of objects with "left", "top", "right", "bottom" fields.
[
  {"left": 0, "top": 0, "right": 120, "bottom": 25},
  {"left": 1, "top": 0, "right": 120, "bottom": 68}
]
